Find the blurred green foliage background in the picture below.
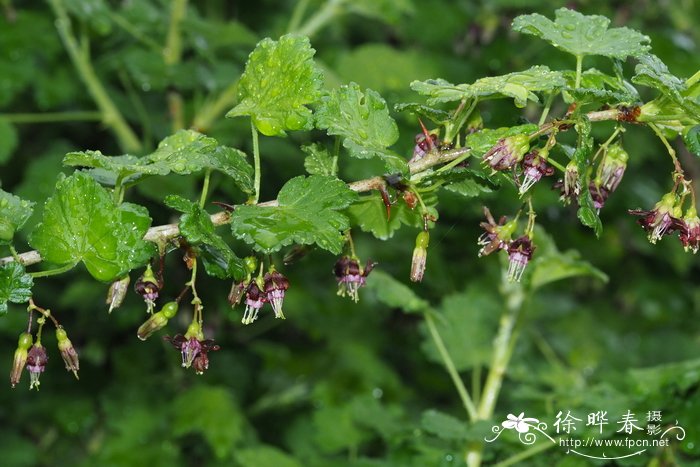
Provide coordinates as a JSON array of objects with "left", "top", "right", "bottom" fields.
[{"left": 1, "top": 1, "right": 699, "bottom": 466}]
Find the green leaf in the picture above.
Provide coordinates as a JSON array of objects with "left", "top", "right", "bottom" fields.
[
  {"left": 234, "top": 446, "right": 303, "bottom": 467},
  {"left": 164, "top": 195, "right": 245, "bottom": 280},
  {"left": 0, "top": 189, "right": 35, "bottom": 244},
  {"left": 421, "top": 409, "right": 468, "bottom": 440},
  {"left": 226, "top": 34, "right": 323, "bottom": 136},
  {"left": 444, "top": 177, "right": 494, "bottom": 198},
  {"left": 571, "top": 118, "right": 602, "bottom": 237},
  {"left": 394, "top": 102, "right": 451, "bottom": 125},
  {"left": 315, "top": 83, "right": 408, "bottom": 175},
  {"left": 633, "top": 54, "right": 685, "bottom": 101},
  {"left": 29, "top": 173, "right": 155, "bottom": 282},
  {"left": 302, "top": 143, "right": 335, "bottom": 176},
  {"left": 411, "top": 66, "right": 565, "bottom": 107},
  {"left": 171, "top": 385, "right": 244, "bottom": 460},
  {"left": 366, "top": 270, "right": 429, "bottom": 313},
  {"left": 145, "top": 130, "right": 255, "bottom": 193},
  {"left": 512, "top": 8, "right": 651, "bottom": 60},
  {"left": 0, "top": 119, "right": 18, "bottom": 165},
  {"left": 65, "top": 130, "right": 254, "bottom": 194},
  {"left": 684, "top": 125, "right": 700, "bottom": 157},
  {"left": 563, "top": 68, "right": 637, "bottom": 104},
  {"left": 530, "top": 227, "right": 608, "bottom": 289},
  {"left": 465, "top": 124, "right": 539, "bottom": 157},
  {"left": 421, "top": 286, "right": 500, "bottom": 371},
  {"left": 0, "top": 262, "right": 33, "bottom": 315},
  {"left": 346, "top": 191, "right": 437, "bottom": 240},
  {"left": 231, "top": 175, "right": 357, "bottom": 254}
]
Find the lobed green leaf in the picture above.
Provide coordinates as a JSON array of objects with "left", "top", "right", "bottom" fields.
[
  {"left": 0, "top": 188, "right": 35, "bottom": 244},
  {"left": 346, "top": 192, "right": 437, "bottom": 240},
  {"left": 231, "top": 175, "right": 357, "bottom": 254},
  {"left": 227, "top": 34, "right": 323, "bottom": 137},
  {"left": 29, "top": 172, "right": 155, "bottom": 282},
  {"left": 411, "top": 66, "right": 566, "bottom": 108},
  {"left": 65, "top": 130, "right": 254, "bottom": 194},
  {"left": 315, "top": 83, "right": 408, "bottom": 175},
  {"left": 164, "top": 195, "right": 245, "bottom": 280},
  {"left": 302, "top": 143, "right": 335, "bottom": 176},
  {"left": 0, "top": 262, "right": 33, "bottom": 315},
  {"left": 512, "top": 8, "right": 651, "bottom": 60}
]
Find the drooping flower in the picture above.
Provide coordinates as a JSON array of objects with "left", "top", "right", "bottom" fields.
[
  {"left": 10, "top": 332, "right": 33, "bottom": 388},
  {"left": 675, "top": 211, "right": 700, "bottom": 253},
  {"left": 334, "top": 256, "right": 376, "bottom": 303},
  {"left": 134, "top": 264, "right": 160, "bottom": 313},
  {"left": 629, "top": 192, "right": 683, "bottom": 244},
  {"left": 598, "top": 143, "right": 628, "bottom": 193},
  {"left": 507, "top": 236, "right": 535, "bottom": 282},
  {"left": 106, "top": 276, "right": 130, "bottom": 313},
  {"left": 242, "top": 281, "right": 265, "bottom": 324},
  {"left": 483, "top": 134, "right": 530, "bottom": 171},
  {"left": 56, "top": 328, "right": 80, "bottom": 379},
  {"left": 519, "top": 149, "right": 554, "bottom": 194},
  {"left": 164, "top": 332, "right": 219, "bottom": 374},
  {"left": 589, "top": 181, "right": 610, "bottom": 211},
  {"left": 556, "top": 161, "right": 580, "bottom": 205},
  {"left": 410, "top": 132, "right": 438, "bottom": 163},
  {"left": 227, "top": 281, "right": 247, "bottom": 307},
  {"left": 26, "top": 344, "right": 48, "bottom": 390},
  {"left": 478, "top": 207, "right": 517, "bottom": 257},
  {"left": 263, "top": 270, "right": 290, "bottom": 319},
  {"left": 410, "top": 231, "right": 429, "bottom": 282}
]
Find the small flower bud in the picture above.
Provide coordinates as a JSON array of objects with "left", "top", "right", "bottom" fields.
[
  {"left": 10, "top": 332, "right": 33, "bottom": 388},
  {"left": 264, "top": 270, "right": 289, "bottom": 319},
  {"left": 56, "top": 328, "right": 79, "bottom": 379},
  {"left": 106, "top": 276, "right": 130, "bottom": 313},
  {"left": 410, "top": 231, "right": 429, "bottom": 282},
  {"left": 598, "top": 143, "right": 628, "bottom": 193},
  {"left": 137, "top": 301, "right": 178, "bottom": 341},
  {"left": 483, "top": 134, "right": 530, "bottom": 171},
  {"left": 227, "top": 281, "right": 247, "bottom": 307},
  {"left": 26, "top": 344, "right": 48, "bottom": 390}
]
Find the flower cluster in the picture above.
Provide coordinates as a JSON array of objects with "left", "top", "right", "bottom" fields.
[
  {"left": 478, "top": 207, "right": 535, "bottom": 282},
  {"left": 10, "top": 315, "right": 80, "bottom": 390},
  {"left": 629, "top": 190, "right": 700, "bottom": 252},
  {"left": 230, "top": 264, "right": 290, "bottom": 325}
]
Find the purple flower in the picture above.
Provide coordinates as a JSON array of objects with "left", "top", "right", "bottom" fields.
[
  {"left": 599, "top": 144, "right": 628, "bottom": 193},
  {"left": 519, "top": 150, "right": 554, "bottom": 194},
  {"left": 478, "top": 207, "right": 517, "bottom": 257},
  {"left": 264, "top": 270, "right": 290, "bottom": 319},
  {"left": 164, "top": 333, "right": 219, "bottom": 372},
  {"left": 589, "top": 182, "right": 610, "bottom": 211},
  {"left": 507, "top": 236, "right": 535, "bottom": 283},
  {"left": 56, "top": 328, "right": 79, "bottom": 379},
  {"left": 410, "top": 132, "right": 438, "bottom": 163},
  {"left": 629, "top": 193, "right": 682, "bottom": 244},
  {"left": 26, "top": 344, "right": 48, "bottom": 390},
  {"left": 334, "top": 256, "right": 376, "bottom": 303},
  {"left": 676, "top": 212, "right": 700, "bottom": 253},
  {"left": 483, "top": 135, "right": 530, "bottom": 171},
  {"left": 242, "top": 281, "right": 265, "bottom": 324}
]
